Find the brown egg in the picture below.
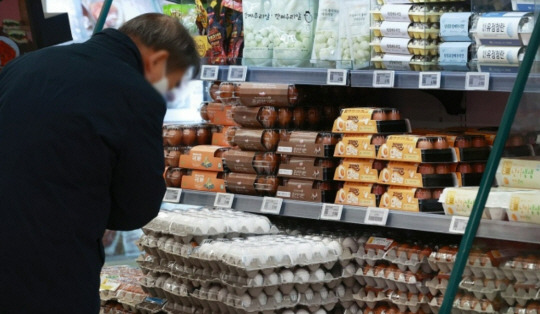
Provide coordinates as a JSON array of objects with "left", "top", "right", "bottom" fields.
[
  {"left": 415, "top": 188, "right": 432, "bottom": 200},
  {"left": 307, "top": 107, "right": 321, "bottom": 128},
  {"left": 259, "top": 106, "right": 277, "bottom": 129},
  {"left": 215, "top": 148, "right": 227, "bottom": 158},
  {"left": 262, "top": 176, "right": 279, "bottom": 195},
  {"left": 200, "top": 103, "right": 209, "bottom": 121},
  {"left": 417, "top": 138, "right": 434, "bottom": 149},
  {"left": 408, "top": 245, "right": 421, "bottom": 259},
  {"left": 264, "top": 153, "right": 279, "bottom": 174},
  {"left": 288, "top": 85, "right": 299, "bottom": 105},
  {"left": 322, "top": 105, "right": 338, "bottom": 120},
  {"left": 396, "top": 243, "right": 411, "bottom": 259},
  {"left": 164, "top": 148, "right": 181, "bottom": 167},
  {"left": 455, "top": 136, "right": 472, "bottom": 148},
  {"left": 433, "top": 137, "right": 449, "bottom": 149},
  {"left": 253, "top": 153, "right": 266, "bottom": 174},
  {"left": 419, "top": 246, "right": 433, "bottom": 259},
  {"left": 316, "top": 133, "right": 338, "bottom": 145},
  {"left": 182, "top": 127, "right": 197, "bottom": 146},
  {"left": 473, "top": 163, "right": 486, "bottom": 173},
  {"left": 166, "top": 168, "right": 183, "bottom": 187},
  {"left": 507, "top": 134, "right": 525, "bottom": 147},
  {"left": 209, "top": 82, "right": 220, "bottom": 100},
  {"left": 316, "top": 158, "right": 336, "bottom": 168},
  {"left": 219, "top": 82, "right": 235, "bottom": 98},
  {"left": 292, "top": 107, "right": 306, "bottom": 128},
  {"left": 279, "top": 130, "right": 291, "bottom": 142},
  {"left": 281, "top": 154, "right": 291, "bottom": 164},
  {"left": 166, "top": 126, "right": 183, "bottom": 146},
  {"left": 432, "top": 188, "right": 444, "bottom": 199},
  {"left": 471, "top": 135, "right": 487, "bottom": 148},
  {"left": 372, "top": 109, "right": 387, "bottom": 121},
  {"left": 387, "top": 109, "right": 401, "bottom": 120},
  {"left": 371, "top": 184, "right": 387, "bottom": 195},
  {"left": 435, "top": 164, "right": 451, "bottom": 174},
  {"left": 278, "top": 108, "right": 293, "bottom": 128},
  {"left": 457, "top": 163, "right": 472, "bottom": 174},
  {"left": 418, "top": 163, "right": 435, "bottom": 174},
  {"left": 196, "top": 126, "right": 211, "bottom": 145},
  {"left": 162, "top": 126, "right": 169, "bottom": 146},
  {"left": 262, "top": 131, "right": 279, "bottom": 151},
  {"left": 372, "top": 160, "right": 387, "bottom": 171},
  {"left": 371, "top": 135, "right": 386, "bottom": 146}
]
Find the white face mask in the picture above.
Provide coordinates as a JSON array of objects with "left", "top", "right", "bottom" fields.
[{"left": 152, "top": 76, "right": 169, "bottom": 96}]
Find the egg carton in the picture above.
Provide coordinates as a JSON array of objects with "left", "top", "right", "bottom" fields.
[
  {"left": 426, "top": 274, "right": 449, "bottom": 296},
  {"left": 162, "top": 302, "right": 197, "bottom": 314},
  {"left": 383, "top": 245, "right": 434, "bottom": 273},
  {"left": 355, "top": 265, "right": 433, "bottom": 294},
  {"left": 341, "top": 300, "right": 365, "bottom": 314},
  {"left": 459, "top": 277, "right": 510, "bottom": 301},
  {"left": 452, "top": 294, "right": 505, "bottom": 313},
  {"left": 504, "top": 301, "right": 540, "bottom": 314},
  {"left": 135, "top": 298, "right": 167, "bottom": 314},
  {"left": 354, "top": 237, "right": 396, "bottom": 266},
  {"left": 337, "top": 283, "right": 363, "bottom": 303},
  {"left": 502, "top": 258, "right": 540, "bottom": 283},
  {"left": 136, "top": 254, "right": 162, "bottom": 275},
  {"left": 501, "top": 283, "right": 540, "bottom": 306},
  {"left": 387, "top": 290, "right": 433, "bottom": 313},
  {"left": 352, "top": 287, "right": 387, "bottom": 309}
]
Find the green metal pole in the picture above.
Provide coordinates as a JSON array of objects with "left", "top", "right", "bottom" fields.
[
  {"left": 440, "top": 17, "right": 540, "bottom": 314},
  {"left": 92, "top": 0, "right": 114, "bottom": 35}
]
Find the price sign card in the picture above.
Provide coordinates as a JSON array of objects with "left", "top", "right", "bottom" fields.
[
  {"left": 260, "top": 197, "right": 283, "bottom": 215},
  {"left": 465, "top": 72, "right": 490, "bottom": 91},
  {"left": 419, "top": 72, "right": 441, "bottom": 89},
  {"left": 214, "top": 193, "right": 235, "bottom": 208},
  {"left": 449, "top": 216, "right": 469, "bottom": 234},
  {"left": 364, "top": 207, "right": 389, "bottom": 225},
  {"left": 200, "top": 65, "right": 219, "bottom": 81},
  {"left": 321, "top": 203, "right": 343, "bottom": 221},
  {"left": 373, "top": 70, "right": 395, "bottom": 88},
  {"left": 327, "top": 69, "right": 348, "bottom": 86},
  {"left": 163, "top": 188, "right": 182, "bottom": 203},
  {"left": 227, "top": 66, "right": 248, "bottom": 81}
]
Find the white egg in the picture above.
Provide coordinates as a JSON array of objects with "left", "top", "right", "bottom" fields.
[
  {"left": 304, "top": 287, "right": 314, "bottom": 300},
  {"left": 240, "top": 293, "right": 252, "bottom": 307},
  {"left": 253, "top": 273, "right": 264, "bottom": 286},
  {"left": 265, "top": 272, "right": 279, "bottom": 285},
  {"left": 294, "top": 268, "right": 310, "bottom": 283},
  {"left": 312, "top": 268, "right": 325, "bottom": 281},
  {"left": 289, "top": 288, "right": 298, "bottom": 302},
  {"left": 217, "top": 288, "right": 228, "bottom": 302},
  {"left": 280, "top": 269, "right": 294, "bottom": 283},
  {"left": 282, "top": 310, "right": 295, "bottom": 314},
  {"left": 345, "top": 263, "right": 356, "bottom": 275},
  {"left": 257, "top": 293, "right": 268, "bottom": 306},
  {"left": 296, "top": 310, "right": 309, "bottom": 314},
  {"left": 342, "top": 237, "right": 359, "bottom": 253},
  {"left": 336, "top": 284, "right": 346, "bottom": 298},
  {"left": 327, "top": 240, "right": 343, "bottom": 256},
  {"left": 273, "top": 290, "right": 283, "bottom": 303},
  {"left": 319, "top": 286, "right": 329, "bottom": 300},
  {"left": 314, "top": 310, "right": 327, "bottom": 314}
]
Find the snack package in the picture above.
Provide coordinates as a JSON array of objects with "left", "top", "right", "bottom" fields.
[
  {"left": 227, "top": 12, "right": 244, "bottom": 65},
  {"left": 206, "top": 6, "right": 228, "bottom": 65},
  {"left": 344, "top": 0, "right": 371, "bottom": 69},
  {"left": 242, "top": 0, "right": 274, "bottom": 66},
  {"left": 163, "top": 4, "right": 198, "bottom": 35}
]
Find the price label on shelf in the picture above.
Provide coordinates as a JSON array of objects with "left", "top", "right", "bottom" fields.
[
  {"left": 214, "top": 193, "right": 235, "bottom": 208},
  {"left": 449, "top": 216, "right": 469, "bottom": 234},
  {"left": 227, "top": 66, "right": 248, "bottom": 81},
  {"left": 373, "top": 70, "right": 395, "bottom": 88},
  {"left": 200, "top": 65, "right": 219, "bottom": 81},
  {"left": 364, "top": 207, "right": 389, "bottom": 226},
  {"left": 327, "top": 69, "right": 348, "bottom": 86},
  {"left": 465, "top": 72, "right": 490, "bottom": 91},
  {"left": 320, "top": 203, "right": 343, "bottom": 221},
  {"left": 419, "top": 72, "right": 441, "bottom": 89},
  {"left": 260, "top": 197, "right": 283, "bottom": 215},
  {"left": 162, "top": 188, "right": 182, "bottom": 203}
]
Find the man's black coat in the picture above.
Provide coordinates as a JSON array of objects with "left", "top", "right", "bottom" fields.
[{"left": 0, "top": 29, "right": 166, "bottom": 313}]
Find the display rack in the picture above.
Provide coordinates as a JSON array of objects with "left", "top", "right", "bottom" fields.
[{"left": 177, "top": 189, "right": 540, "bottom": 244}]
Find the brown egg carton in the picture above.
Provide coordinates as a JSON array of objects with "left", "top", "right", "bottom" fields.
[
  {"left": 278, "top": 156, "right": 338, "bottom": 181},
  {"left": 225, "top": 173, "right": 280, "bottom": 197},
  {"left": 277, "top": 131, "right": 340, "bottom": 158},
  {"left": 232, "top": 129, "right": 281, "bottom": 152},
  {"left": 233, "top": 82, "right": 303, "bottom": 107},
  {"left": 162, "top": 124, "right": 214, "bottom": 147},
  {"left": 356, "top": 265, "right": 433, "bottom": 294},
  {"left": 223, "top": 150, "right": 280, "bottom": 175},
  {"left": 276, "top": 178, "right": 339, "bottom": 203}
]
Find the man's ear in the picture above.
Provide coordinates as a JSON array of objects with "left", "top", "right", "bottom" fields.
[{"left": 143, "top": 49, "right": 170, "bottom": 83}]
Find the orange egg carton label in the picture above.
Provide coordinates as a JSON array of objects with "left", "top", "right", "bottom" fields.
[
  {"left": 333, "top": 108, "right": 381, "bottom": 133},
  {"left": 212, "top": 126, "right": 236, "bottom": 147},
  {"left": 334, "top": 135, "right": 379, "bottom": 158},
  {"left": 377, "top": 135, "right": 457, "bottom": 163},
  {"left": 207, "top": 103, "right": 239, "bottom": 126},
  {"left": 379, "top": 162, "right": 458, "bottom": 188},
  {"left": 179, "top": 145, "right": 228, "bottom": 171},
  {"left": 335, "top": 182, "right": 378, "bottom": 207},
  {"left": 380, "top": 186, "right": 421, "bottom": 212},
  {"left": 334, "top": 159, "right": 379, "bottom": 183},
  {"left": 181, "top": 170, "right": 226, "bottom": 192}
]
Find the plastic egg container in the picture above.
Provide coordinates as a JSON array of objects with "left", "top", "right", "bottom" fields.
[
  {"left": 501, "top": 255, "right": 540, "bottom": 283},
  {"left": 502, "top": 284, "right": 540, "bottom": 307},
  {"left": 142, "top": 208, "right": 276, "bottom": 242},
  {"left": 355, "top": 264, "right": 433, "bottom": 294},
  {"left": 383, "top": 243, "right": 434, "bottom": 273},
  {"left": 460, "top": 277, "right": 511, "bottom": 302}
]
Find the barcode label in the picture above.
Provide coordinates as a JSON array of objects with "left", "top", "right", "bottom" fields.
[
  {"left": 200, "top": 65, "right": 219, "bottom": 81},
  {"left": 373, "top": 70, "right": 395, "bottom": 88},
  {"left": 320, "top": 203, "right": 343, "bottom": 221},
  {"left": 364, "top": 207, "right": 389, "bottom": 225},
  {"left": 465, "top": 72, "right": 490, "bottom": 91},
  {"left": 163, "top": 188, "right": 182, "bottom": 203},
  {"left": 260, "top": 197, "right": 283, "bottom": 214},
  {"left": 449, "top": 216, "right": 469, "bottom": 234},
  {"left": 276, "top": 191, "right": 291, "bottom": 198},
  {"left": 278, "top": 169, "right": 293, "bottom": 175},
  {"left": 227, "top": 66, "right": 248, "bottom": 81},
  {"left": 214, "top": 192, "right": 235, "bottom": 208},
  {"left": 277, "top": 146, "right": 293, "bottom": 153},
  {"left": 327, "top": 69, "right": 348, "bottom": 86},
  {"left": 419, "top": 72, "right": 441, "bottom": 89}
]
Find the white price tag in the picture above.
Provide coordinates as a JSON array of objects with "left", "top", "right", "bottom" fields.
[
  {"left": 163, "top": 188, "right": 182, "bottom": 203},
  {"left": 465, "top": 72, "right": 490, "bottom": 91},
  {"left": 260, "top": 197, "right": 283, "bottom": 215},
  {"left": 373, "top": 70, "right": 395, "bottom": 88},
  {"left": 419, "top": 72, "right": 441, "bottom": 89},
  {"left": 449, "top": 216, "right": 469, "bottom": 234},
  {"left": 200, "top": 65, "right": 219, "bottom": 81},
  {"left": 364, "top": 207, "right": 389, "bottom": 226},
  {"left": 327, "top": 69, "right": 348, "bottom": 86},
  {"left": 320, "top": 203, "right": 343, "bottom": 221},
  {"left": 214, "top": 192, "right": 235, "bottom": 208},
  {"left": 227, "top": 66, "right": 248, "bottom": 81}
]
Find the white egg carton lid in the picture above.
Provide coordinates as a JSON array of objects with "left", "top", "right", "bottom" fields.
[{"left": 460, "top": 277, "right": 510, "bottom": 301}]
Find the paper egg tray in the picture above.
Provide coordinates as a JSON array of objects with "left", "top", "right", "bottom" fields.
[
  {"left": 342, "top": 301, "right": 365, "bottom": 314},
  {"left": 353, "top": 288, "right": 432, "bottom": 313},
  {"left": 502, "top": 260, "right": 540, "bottom": 283},
  {"left": 505, "top": 302, "right": 540, "bottom": 314},
  {"left": 383, "top": 247, "right": 435, "bottom": 273},
  {"left": 135, "top": 300, "right": 166, "bottom": 314},
  {"left": 426, "top": 275, "right": 449, "bottom": 296},
  {"left": 354, "top": 247, "right": 388, "bottom": 267},
  {"left": 459, "top": 277, "right": 510, "bottom": 301},
  {"left": 454, "top": 294, "right": 504, "bottom": 313},
  {"left": 354, "top": 265, "right": 433, "bottom": 294},
  {"left": 468, "top": 257, "right": 508, "bottom": 280},
  {"left": 501, "top": 284, "right": 540, "bottom": 306}
]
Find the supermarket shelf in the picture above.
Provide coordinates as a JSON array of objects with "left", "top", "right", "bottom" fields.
[
  {"left": 177, "top": 189, "right": 540, "bottom": 244},
  {"left": 200, "top": 66, "right": 334, "bottom": 85}
]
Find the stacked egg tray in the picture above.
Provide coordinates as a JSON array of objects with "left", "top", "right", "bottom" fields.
[
  {"left": 136, "top": 208, "right": 358, "bottom": 314},
  {"left": 99, "top": 266, "right": 150, "bottom": 314}
]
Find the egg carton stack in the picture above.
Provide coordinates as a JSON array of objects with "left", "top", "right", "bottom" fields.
[
  {"left": 438, "top": 12, "right": 477, "bottom": 71},
  {"left": 99, "top": 266, "right": 149, "bottom": 314},
  {"left": 332, "top": 107, "right": 411, "bottom": 210},
  {"left": 426, "top": 246, "right": 540, "bottom": 313},
  {"left": 352, "top": 236, "right": 438, "bottom": 313},
  {"left": 162, "top": 122, "right": 214, "bottom": 190},
  {"left": 470, "top": 12, "right": 533, "bottom": 73},
  {"left": 137, "top": 208, "right": 278, "bottom": 313},
  {"left": 370, "top": 3, "right": 467, "bottom": 71},
  {"left": 203, "top": 81, "right": 240, "bottom": 149}
]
